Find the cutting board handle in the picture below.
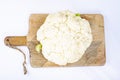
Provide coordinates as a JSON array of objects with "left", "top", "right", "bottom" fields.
[{"left": 4, "top": 36, "right": 27, "bottom": 46}]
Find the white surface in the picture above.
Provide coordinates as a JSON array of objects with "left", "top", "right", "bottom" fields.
[{"left": 0, "top": 0, "right": 120, "bottom": 80}]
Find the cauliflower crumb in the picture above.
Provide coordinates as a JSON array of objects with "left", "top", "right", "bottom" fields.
[{"left": 37, "top": 10, "right": 93, "bottom": 65}]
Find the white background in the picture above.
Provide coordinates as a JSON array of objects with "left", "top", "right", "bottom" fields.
[{"left": 0, "top": 0, "right": 120, "bottom": 80}]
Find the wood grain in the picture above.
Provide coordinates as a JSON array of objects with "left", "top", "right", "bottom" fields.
[{"left": 27, "top": 14, "right": 106, "bottom": 67}]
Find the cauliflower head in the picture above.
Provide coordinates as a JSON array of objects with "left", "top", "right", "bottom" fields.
[{"left": 37, "top": 10, "right": 93, "bottom": 65}]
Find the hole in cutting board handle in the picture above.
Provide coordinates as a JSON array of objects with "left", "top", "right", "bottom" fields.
[{"left": 4, "top": 36, "right": 27, "bottom": 46}]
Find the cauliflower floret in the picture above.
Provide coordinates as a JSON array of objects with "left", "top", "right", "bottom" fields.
[{"left": 37, "top": 10, "right": 93, "bottom": 65}]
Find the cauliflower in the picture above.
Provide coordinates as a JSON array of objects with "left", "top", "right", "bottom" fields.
[{"left": 37, "top": 10, "right": 93, "bottom": 65}]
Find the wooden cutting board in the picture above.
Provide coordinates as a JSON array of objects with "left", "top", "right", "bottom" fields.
[{"left": 4, "top": 14, "right": 106, "bottom": 67}]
